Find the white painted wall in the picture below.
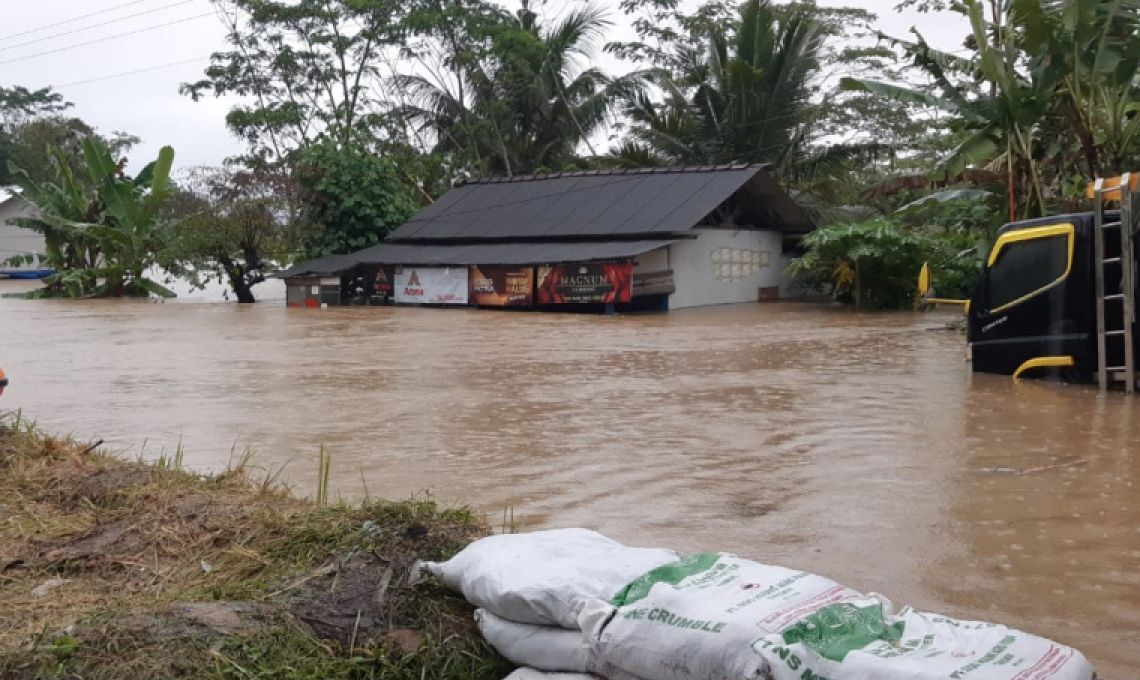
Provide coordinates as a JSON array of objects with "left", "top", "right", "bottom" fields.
[
  {"left": 634, "top": 246, "right": 669, "bottom": 273},
  {"left": 779, "top": 252, "right": 796, "bottom": 298},
  {"left": 668, "top": 228, "right": 784, "bottom": 309},
  {"left": 0, "top": 197, "right": 44, "bottom": 272}
]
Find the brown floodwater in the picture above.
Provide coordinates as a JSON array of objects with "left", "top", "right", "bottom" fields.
[{"left": 1, "top": 281, "right": 1138, "bottom": 677}]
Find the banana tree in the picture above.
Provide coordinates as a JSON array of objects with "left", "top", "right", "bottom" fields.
[
  {"left": 78, "top": 137, "right": 176, "bottom": 297},
  {"left": 8, "top": 148, "right": 104, "bottom": 296},
  {"left": 842, "top": 0, "right": 1060, "bottom": 218},
  {"left": 11, "top": 138, "right": 177, "bottom": 298},
  {"left": 1015, "top": 0, "right": 1140, "bottom": 177},
  {"left": 844, "top": 0, "right": 1140, "bottom": 217}
]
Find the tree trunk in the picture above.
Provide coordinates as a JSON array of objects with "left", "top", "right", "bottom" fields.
[
  {"left": 230, "top": 274, "right": 256, "bottom": 303},
  {"left": 219, "top": 255, "right": 256, "bottom": 303}
]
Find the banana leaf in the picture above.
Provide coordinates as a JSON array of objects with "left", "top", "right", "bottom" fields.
[{"left": 894, "top": 188, "right": 995, "bottom": 217}]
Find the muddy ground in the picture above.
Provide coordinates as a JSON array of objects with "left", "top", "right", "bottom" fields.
[{"left": 0, "top": 412, "right": 510, "bottom": 679}]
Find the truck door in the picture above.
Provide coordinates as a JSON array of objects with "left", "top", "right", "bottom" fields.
[{"left": 968, "top": 223, "right": 1082, "bottom": 375}]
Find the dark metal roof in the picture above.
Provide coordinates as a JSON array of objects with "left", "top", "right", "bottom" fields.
[
  {"left": 279, "top": 165, "right": 814, "bottom": 278},
  {"left": 388, "top": 164, "right": 813, "bottom": 241},
  {"left": 276, "top": 252, "right": 360, "bottom": 277},
  {"left": 277, "top": 239, "right": 674, "bottom": 277}
]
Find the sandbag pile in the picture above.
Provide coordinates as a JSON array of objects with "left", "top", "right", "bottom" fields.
[
  {"left": 417, "top": 529, "right": 1096, "bottom": 680},
  {"left": 417, "top": 528, "right": 678, "bottom": 678}
]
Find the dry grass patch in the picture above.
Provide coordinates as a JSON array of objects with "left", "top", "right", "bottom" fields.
[{"left": 0, "top": 411, "right": 509, "bottom": 680}]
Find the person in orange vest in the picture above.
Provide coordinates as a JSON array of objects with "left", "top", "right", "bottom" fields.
[{"left": 0, "top": 367, "right": 7, "bottom": 397}]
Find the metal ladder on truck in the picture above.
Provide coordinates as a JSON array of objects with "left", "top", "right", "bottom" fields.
[{"left": 1093, "top": 173, "right": 1140, "bottom": 392}]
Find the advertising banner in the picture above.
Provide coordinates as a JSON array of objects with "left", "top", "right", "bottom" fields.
[
  {"left": 394, "top": 266, "right": 469, "bottom": 305},
  {"left": 536, "top": 263, "right": 633, "bottom": 304},
  {"left": 369, "top": 266, "right": 395, "bottom": 305},
  {"left": 470, "top": 266, "right": 535, "bottom": 307},
  {"left": 373, "top": 267, "right": 394, "bottom": 298}
]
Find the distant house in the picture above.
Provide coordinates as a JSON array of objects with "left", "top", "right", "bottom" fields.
[
  {"left": 278, "top": 164, "right": 814, "bottom": 311},
  {"left": 0, "top": 194, "right": 47, "bottom": 277}
]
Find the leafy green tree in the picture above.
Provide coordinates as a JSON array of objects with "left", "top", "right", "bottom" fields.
[
  {"left": 79, "top": 139, "right": 177, "bottom": 297},
  {"left": 293, "top": 138, "right": 417, "bottom": 258},
  {"left": 3, "top": 117, "right": 139, "bottom": 190},
  {"left": 1, "top": 85, "right": 138, "bottom": 189},
  {"left": 180, "top": 0, "right": 456, "bottom": 256},
  {"left": 0, "top": 85, "right": 70, "bottom": 124},
  {"left": 1, "top": 86, "right": 71, "bottom": 187},
  {"left": 181, "top": 0, "right": 413, "bottom": 164},
  {"left": 165, "top": 167, "right": 301, "bottom": 303}
]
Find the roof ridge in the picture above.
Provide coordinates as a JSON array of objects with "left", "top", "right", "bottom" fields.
[{"left": 453, "top": 163, "right": 766, "bottom": 186}]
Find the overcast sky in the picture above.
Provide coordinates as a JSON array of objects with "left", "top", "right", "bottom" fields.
[{"left": 0, "top": 0, "right": 968, "bottom": 176}]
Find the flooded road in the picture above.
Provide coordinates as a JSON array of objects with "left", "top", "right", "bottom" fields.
[{"left": 2, "top": 285, "right": 1138, "bottom": 676}]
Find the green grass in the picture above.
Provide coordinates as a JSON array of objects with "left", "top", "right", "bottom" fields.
[{"left": 0, "top": 411, "right": 509, "bottom": 680}]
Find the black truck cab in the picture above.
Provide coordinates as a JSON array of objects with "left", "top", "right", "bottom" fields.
[{"left": 967, "top": 213, "right": 1121, "bottom": 380}]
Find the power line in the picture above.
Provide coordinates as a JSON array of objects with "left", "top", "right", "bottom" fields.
[
  {"left": 53, "top": 54, "right": 210, "bottom": 88},
  {"left": 0, "top": 13, "right": 215, "bottom": 67},
  {"left": 0, "top": 0, "right": 153, "bottom": 43},
  {"left": 54, "top": 55, "right": 210, "bottom": 88},
  {"left": 0, "top": 0, "right": 197, "bottom": 54}
]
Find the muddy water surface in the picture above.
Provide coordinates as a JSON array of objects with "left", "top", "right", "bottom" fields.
[{"left": 2, "top": 283, "right": 1138, "bottom": 676}]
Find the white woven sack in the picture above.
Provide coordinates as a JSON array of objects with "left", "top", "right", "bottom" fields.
[{"left": 419, "top": 528, "right": 679, "bottom": 628}]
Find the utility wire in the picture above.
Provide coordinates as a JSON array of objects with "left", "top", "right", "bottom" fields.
[
  {"left": 0, "top": 13, "right": 215, "bottom": 67},
  {"left": 55, "top": 55, "right": 211, "bottom": 88},
  {"left": 0, "top": 0, "right": 152, "bottom": 42},
  {"left": 0, "top": 0, "right": 196, "bottom": 54}
]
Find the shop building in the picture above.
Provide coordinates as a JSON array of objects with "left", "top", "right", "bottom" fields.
[{"left": 279, "top": 164, "right": 814, "bottom": 311}]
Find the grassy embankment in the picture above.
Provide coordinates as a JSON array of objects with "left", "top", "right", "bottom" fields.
[{"left": 0, "top": 411, "right": 510, "bottom": 679}]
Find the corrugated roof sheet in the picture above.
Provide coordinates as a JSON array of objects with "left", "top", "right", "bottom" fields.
[
  {"left": 388, "top": 164, "right": 811, "bottom": 241},
  {"left": 277, "top": 239, "right": 675, "bottom": 277}
]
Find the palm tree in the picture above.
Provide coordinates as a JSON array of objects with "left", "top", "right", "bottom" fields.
[
  {"left": 395, "top": 2, "right": 641, "bottom": 176},
  {"left": 610, "top": 0, "right": 878, "bottom": 197},
  {"left": 692, "top": 0, "right": 823, "bottom": 167}
]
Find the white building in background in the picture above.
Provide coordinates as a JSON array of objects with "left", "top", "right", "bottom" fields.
[{"left": 0, "top": 194, "right": 46, "bottom": 276}]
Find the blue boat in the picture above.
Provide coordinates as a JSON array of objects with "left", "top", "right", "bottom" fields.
[{"left": 2, "top": 269, "right": 55, "bottom": 280}]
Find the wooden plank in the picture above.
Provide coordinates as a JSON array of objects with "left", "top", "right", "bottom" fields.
[
  {"left": 632, "top": 269, "right": 674, "bottom": 281},
  {"left": 633, "top": 270, "right": 676, "bottom": 296},
  {"left": 1087, "top": 173, "right": 1140, "bottom": 200}
]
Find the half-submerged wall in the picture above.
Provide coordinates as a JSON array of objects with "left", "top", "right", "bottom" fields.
[{"left": 668, "top": 228, "right": 783, "bottom": 310}]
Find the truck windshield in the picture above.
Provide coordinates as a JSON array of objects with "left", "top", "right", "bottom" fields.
[{"left": 984, "top": 233, "right": 1069, "bottom": 313}]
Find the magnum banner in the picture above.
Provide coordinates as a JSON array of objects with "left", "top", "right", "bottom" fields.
[
  {"left": 536, "top": 263, "right": 633, "bottom": 304},
  {"left": 470, "top": 266, "right": 535, "bottom": 307}
]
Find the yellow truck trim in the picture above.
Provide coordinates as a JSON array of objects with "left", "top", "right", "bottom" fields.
[{"left": 1013, "top": 356, "right": 1075, "bottom": 380}]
